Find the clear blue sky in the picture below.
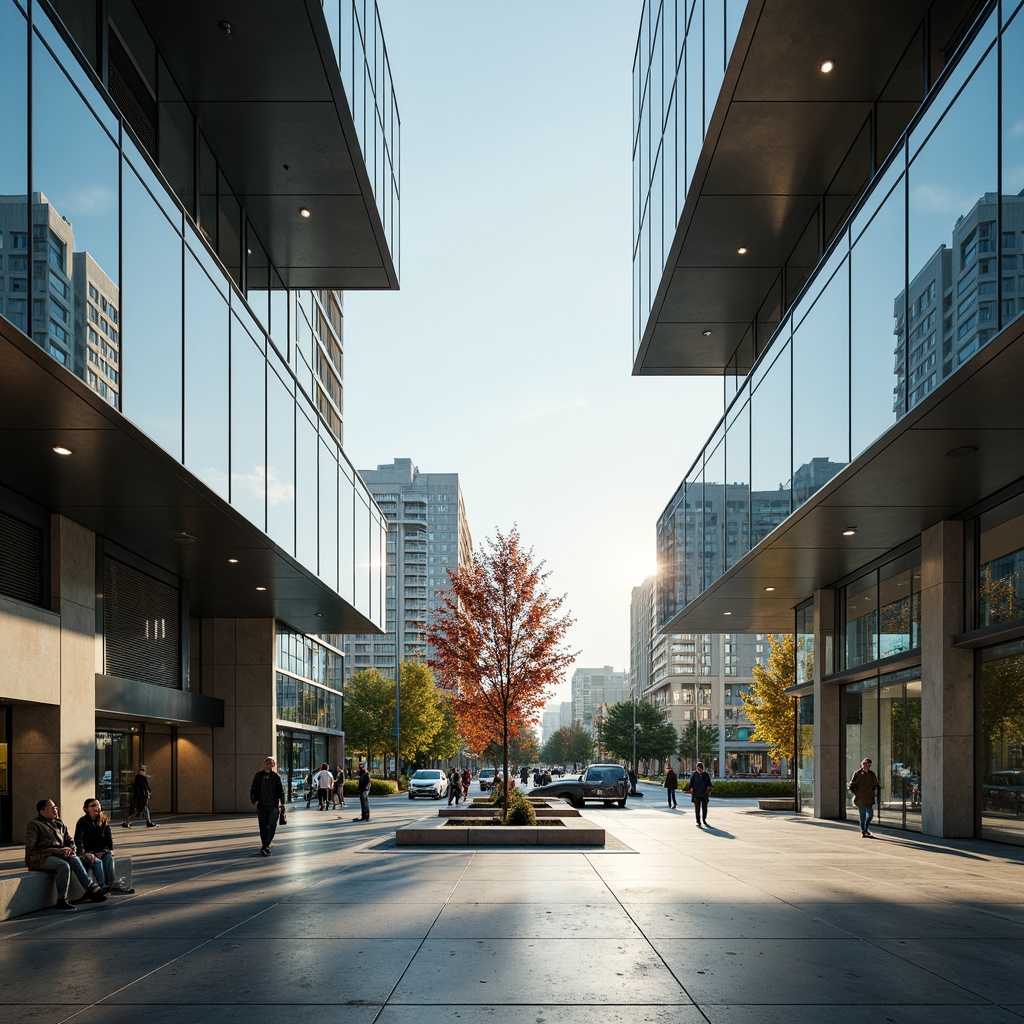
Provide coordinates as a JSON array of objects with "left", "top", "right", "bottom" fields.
[{"left": 344, "top": 0, "right": 722, "bottom": 703}]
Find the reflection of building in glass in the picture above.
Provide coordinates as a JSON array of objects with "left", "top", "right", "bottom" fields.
[
  {"left": 894, "top": 192, "right": 1024, "bottom": 411},
  {"left": 343, "top": 459, "right": 473, "bottom": 682},
  {"left": 0, "top": 193, "right": 120, "bottom": 407}
]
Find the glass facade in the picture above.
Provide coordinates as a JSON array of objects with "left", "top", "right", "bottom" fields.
[
  {"left": 654, "top": 2, "right": 1020, "bottom": 628},
  {"left": 978, "top": 639, "right": 1024, "bottom": 846},
  {"left": 274, "top": 625, "right": 343, "bottom": 801},
  {"left": 841, "top": 670, "right": 923, "bottom": 833},
  {"left": 977, "top": 491, "right": 1024, "bottom": 627},
  {"left": 0, "top": 0, "right": 387, "bottom": 629},
  {"left": 632, "top": 0, "right": 748, "bottom": 360}
]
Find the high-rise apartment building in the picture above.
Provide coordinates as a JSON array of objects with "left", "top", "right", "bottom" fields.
[
  {"left": 631, "top": 577, "right": 769, "bottom": 774},
  {"left": 571, "top": 666, "right": 630, "bottom": 737},
  {"left": 344, "top": 459, "right": 472, "bottom": 681},
  {"left": 541, "top": 708, "right": 561, "bottom": 745},
  {"left": 0, "top": 0, "right": 400, "bottom": 840},
  {"left": 635, "top": 0, "right": 1024, "bottom": 845}
]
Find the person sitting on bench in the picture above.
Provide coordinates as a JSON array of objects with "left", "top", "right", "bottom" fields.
[{"left": 26, "top": 798, "right": 109, "bottom": 911}]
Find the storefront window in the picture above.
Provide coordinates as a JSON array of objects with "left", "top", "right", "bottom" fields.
[
  {"left": 978, "top": 640, "right": 1024, "bottom": 846},
  {"left": 796, "top": 601, "right": 814, "bottom": 684},
  {"left": 841, "top": 552, "right": 921, "bottom": 670}
]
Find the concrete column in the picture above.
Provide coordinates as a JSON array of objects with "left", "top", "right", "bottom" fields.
[
  {"left": 51, "top": 516, "right": 98, "bottom": 821},
  {"left": 920, "top": 521, "right": 973, "bottom": 837},
  {"left": 813, "top": 589, "right": 841, "bottom": 818},
  {"left": 207, "top": 618, "right": 275, "bottom": 812}
]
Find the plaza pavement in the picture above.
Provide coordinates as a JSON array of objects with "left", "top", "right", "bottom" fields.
[{"left": 1, "top": 781, "right": 1023, "bottom": 1023}]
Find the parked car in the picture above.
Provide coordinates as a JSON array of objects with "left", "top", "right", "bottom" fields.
[
  {"left": 478, "top": 768, "right": 497, "bottom": 792},
  {"left": 981, "top": 770, "right": 1024, "bottom": 816},
  {"left": 528, "top": 763, "right": 629, "bottom": 808},
  {"left": 407, "top": 769, "right": 449, "bottom": 800}
]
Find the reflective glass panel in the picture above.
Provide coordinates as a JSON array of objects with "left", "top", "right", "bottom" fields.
[
  {"left": 295, "top": 405, "right": 318, "bottom": 571},
  {"left": 1002, "top": 7, "right": 1024, "bottom": 334},
  {"left": 685, "top": 11, "right": 703, "bottom": 196},
  {"left": 318, "top": 440, "right": 339, "bottom": 590},
  {"left": 749, "top": 337, "right": 791, "bottom": 546},
  {"left": 792, "top": 251, "right": 849, "bottom": 509},
  {"left": 906, "top": 46, "right": 997, "bottom": 412},
  {"left": 796, "top": 601, "right": 814, "bottom": 685},
  {"left": 230, "top": 317, "right": 267, "bottom": 530},
  {"left": 122, "top": 167, "right": 181, "bottom": 452},
  {"left": 355, "top": 490, "right": 371, "bottom": 615},
  {"left": 184, "top": 252, "right": 228, "bottom": 498},
  {"left": 32, "top": 32, "right": 119, "bottom": 389},
  {"left": 338, "top": 471, "right": 355, "bottom": 606},
  {"left": 0, "top": 1, "right": 28, "bottom": 333},
  {"left": 684, "top": 469, "right": 705, "bottom": 603},
  {"left": 978, "top": 492, "right": 1024, "bottom": 626},
  {"left": 878, "top": 552, "right": 921, "bottom": 657},
  {"left": 704, "top": 428, "right": 725, "bottom": 589},
  {"left": 844, "top": 571, "right": 878, "bottom": 669},
  {"left": 979, "top": 639, "right": 1024, "bottom": 846},
  {"left": 851, "top": 165, "right": 906, "bottom": 452},
  {"left": 266, "top": 364, "right": 296, "bottom": 556},
  {"left": 724, "top": 391, "right": 750, "bottom": 570}
]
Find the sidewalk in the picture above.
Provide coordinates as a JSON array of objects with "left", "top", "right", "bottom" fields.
[{"left": 1, "top": 789, "right": 1023, "bottom": 1023}]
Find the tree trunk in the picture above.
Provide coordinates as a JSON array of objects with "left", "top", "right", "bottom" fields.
[{"left": 502, "top": 711, "right": 509, "bottom": 824}]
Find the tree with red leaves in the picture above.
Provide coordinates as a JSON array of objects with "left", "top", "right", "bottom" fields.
[{"left": 426, "top": 527, "right": 577, "bottom": 814}]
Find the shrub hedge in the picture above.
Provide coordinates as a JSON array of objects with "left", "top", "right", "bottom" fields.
[
  {"left": 343, "top": 778, "right": 399, "bottom": 796},
  {"left": 680, "top": 780, "right": 794, "bottom": 797}
]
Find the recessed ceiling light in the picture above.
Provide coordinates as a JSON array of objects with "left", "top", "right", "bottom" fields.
[
  {"left": 219, "top": 20, "right": 233, "bottom": 35},
  {"left": 842, "top": 527, "right": 857, "bottom": 537},
  {"left": 52, "top": 446, "right": 73, "bottom": 456},
  {"left": 765, "top": 586, "right": 775, "bottom": 592},
  {"left": 945, "top": 445, "right": 978, "bottom": 459},
  {"left": 256, "top": 586, "right": 267, "bottom": 592},
  {"left": 299, "top": 207, "right": 311, "bottom": 219},
  {"left": 315, "top": 612, "right": 324, "bottom": 618},
  {"left": 169, "top": 531, "right": 198, "bottom": 545},
  {"left": 820, "top": 59, "right": 835, "bottom": 74},
  {"left": 228, "top": 558, "right": 239, "bottom": 564},
  {"left": 723, "top": 610, "right": 732, "bottom": 616},
  {"left": 702, "top": 329, "right": 712, "bottom": 337},
  {"left": 736, "top": 246, "right": 748, "bottom": 255}
]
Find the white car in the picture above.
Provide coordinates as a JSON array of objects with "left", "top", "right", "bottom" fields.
[{"left": 407, "top": 769, "right": 449, "bottom": 800}]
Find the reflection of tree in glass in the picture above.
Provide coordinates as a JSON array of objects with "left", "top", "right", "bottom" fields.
[
  {"left": 889, "top": 697, "right": 922, "bottom": 770},
  {"left": 980, "top": 564, "right": 1023, "bottom": 625},
  {"left": 981, "top": 654, "right": 1024, "bottom": 754},
  {"left": 741, "top": 634, "right": 796, "bottom": 765},
  {"left": 879, "top": 596, "right": 912, "bottom": 652}
]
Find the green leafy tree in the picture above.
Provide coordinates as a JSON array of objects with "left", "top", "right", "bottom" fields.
[
  {"left": 562, "top": 722, "right": 594, "bottom": 770},
  {"left": 540, "top": 729, "right": 567, "bottom": 766},
  {"left": 422, "top": 694, "right": 461, "bottom": 763},
  {"left": 399, "top": 661, "right": 444, "bottom": 764},
  {"left": 677, "top": 720, "right": 720, "bottom": 764},
  {"left": 741, "top": 633, "right": 796, "bottom": 767},
  {"left": 601, "top": 700, "right": 679, "bottom": 768},
  {"left": 345, "top": 669, "right": 395, "bottom": 772},
  {"left": 479, "top": 731, "right": 539, "bottom": 770}
]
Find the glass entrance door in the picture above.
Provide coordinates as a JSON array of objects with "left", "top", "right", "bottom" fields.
[{"left": 95, "top": 728, "right": 141, "bottom": 821}]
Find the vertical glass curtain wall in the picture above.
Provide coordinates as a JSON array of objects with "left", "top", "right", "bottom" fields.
[
  {"left": 0, "top": 0, "right": 386, "bottom": 630},
  {"left": 632, "top": 0, "right": 748, "bottom": 361},
  {"left": 657, "top": 0, "right": 1024, "bottom": 626}
]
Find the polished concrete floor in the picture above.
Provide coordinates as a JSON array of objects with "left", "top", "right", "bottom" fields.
[{"left": 2, "top": 783, "right": 1024, "bottom": 1023}]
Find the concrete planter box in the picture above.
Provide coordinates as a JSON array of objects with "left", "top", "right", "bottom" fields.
[
  {"left": 437, "top": 805, "right": 581, "bottom": 819},
  {"left": 396, "top": 816, "right": 604, "bottom": 847}
]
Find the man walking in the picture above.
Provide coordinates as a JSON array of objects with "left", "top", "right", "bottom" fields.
[
  {"left": 26, "top": 799, "right": 109, "bottom": 909},
  {"left": 689, "top": 761, "right": 712, "bottom": 828},
  {"left": 313, "top": 763, "right": 333, "bottom": 811},
  {"left": 664, "top": 763, "right": 678, "bottom": 809},
  {"left": 122, "top": 764, "right": 155, "bottom": 828},
  {"left": 353, "top": 763, "right": 371, "bottom": 822},
  {"left": 849, "top": 757, "right": 881, "bottom": 837},
  {"left": 250, "top": 756, "right": 285, "bottom": 856}
]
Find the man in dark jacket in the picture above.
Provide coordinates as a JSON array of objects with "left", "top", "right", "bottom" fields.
[
  {"left": 122, "top": 765, "right": 154, "bottom": 828},
  {"left": 664, "top": 764, "right": 678, "bottom": 808},
  {"left": 26, "top": 799, "right": 109, "bottom": 910},
  {"left": 353, "top": 763, "right": 371, "bottom": 822},
  {"left": 689, "top": 761, "right": 713, "bottom": 828},
  {"left": 250, "top": 756, "right": 285, "bottom": 856}
]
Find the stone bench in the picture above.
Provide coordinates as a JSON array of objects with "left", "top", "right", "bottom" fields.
[
  {"left": 0, "top": 856, "right": 133, "bottom": 921},
  {"left": 757, "top": 798, "right": 795, "bottom": 811}
]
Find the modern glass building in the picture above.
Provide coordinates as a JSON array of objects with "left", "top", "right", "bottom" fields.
[
  {"left": 637, "top": 0, "right": 1024, "bottom": 845},
  {"left": 0, "top": 0, "right": 398, "bottom": 840}
]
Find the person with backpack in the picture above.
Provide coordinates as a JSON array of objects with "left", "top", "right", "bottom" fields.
[
  {"left": 664, "top": 764, "right": 678, "bottom": 809},
  {"left": 313, "top": 763, "right": 334, "bottom": 811},
  {"left": 689, "top": 761, "right": 712, "bottom": 828}
]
